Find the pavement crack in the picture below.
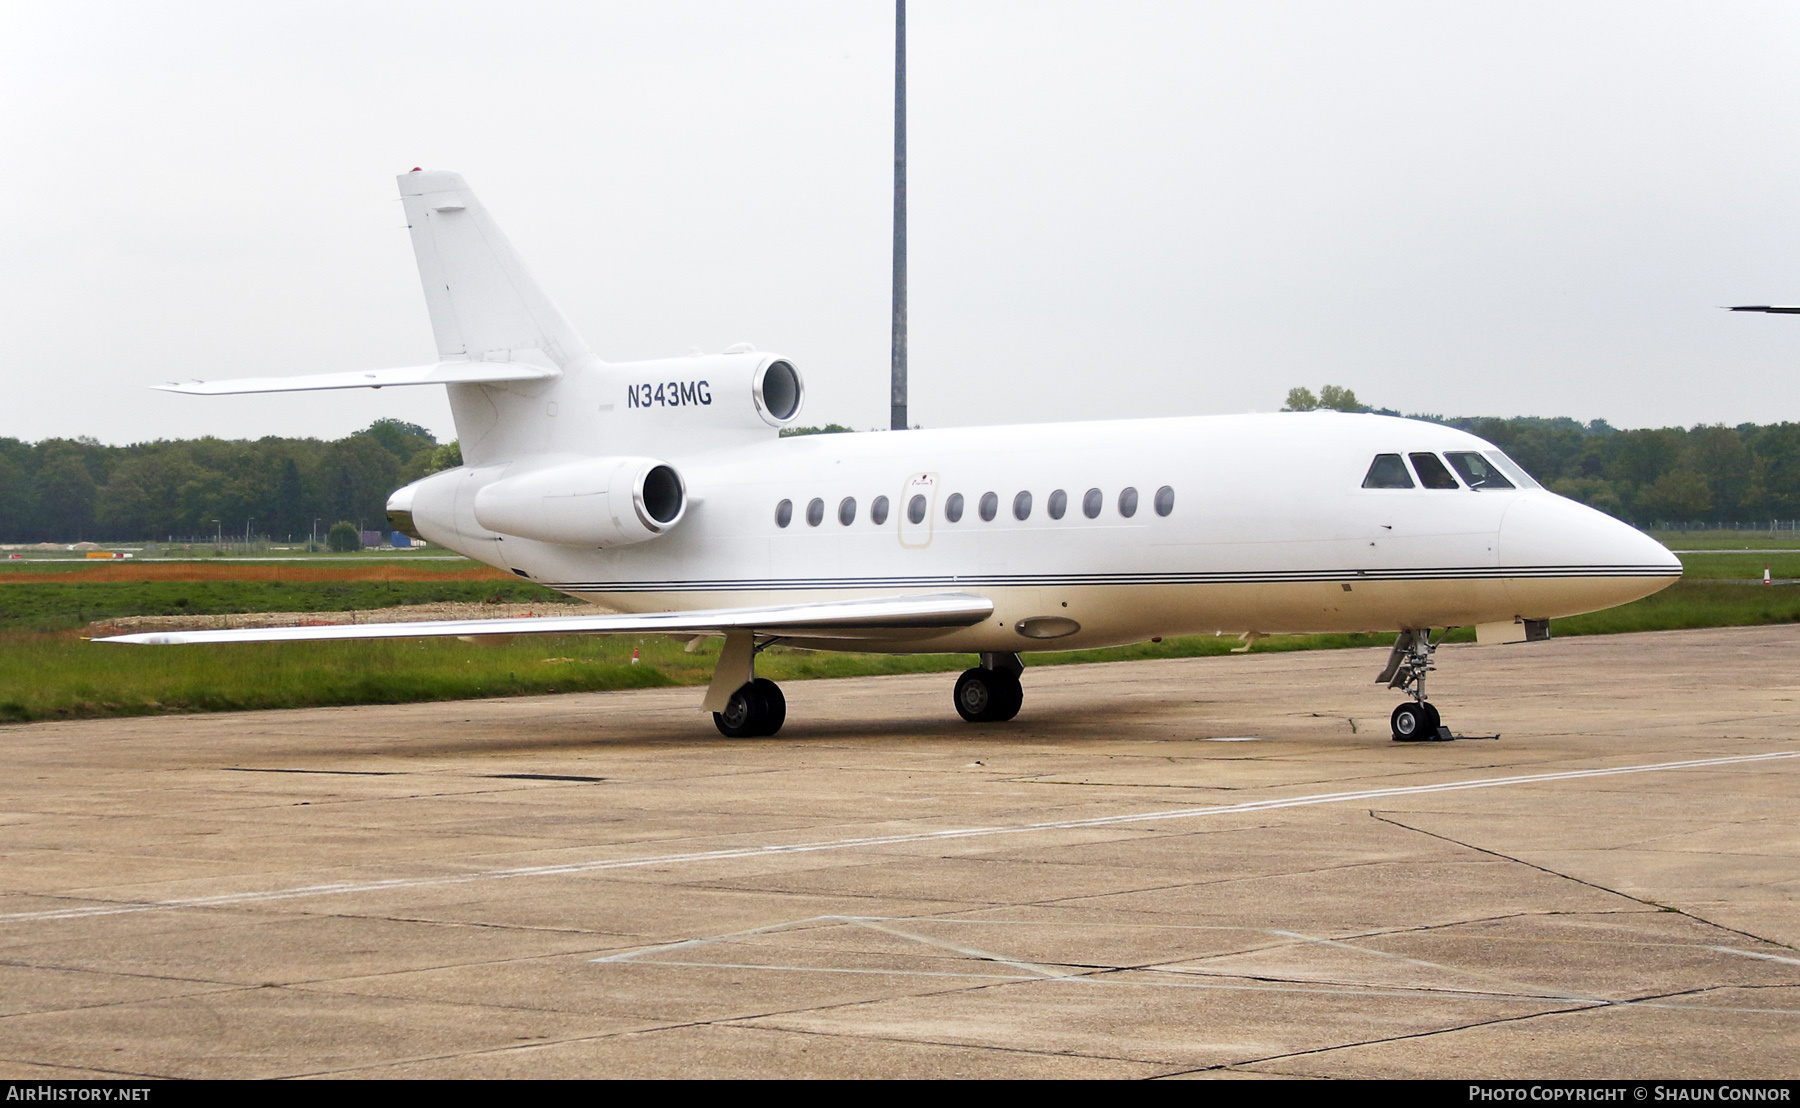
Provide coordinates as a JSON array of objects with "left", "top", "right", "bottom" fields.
[
  {"left": 1167, "top": 999, "right": 1604, "bottom": 1076},
  {"left": 1369, "top": 811, "right": 1800, "bottom": 954}
]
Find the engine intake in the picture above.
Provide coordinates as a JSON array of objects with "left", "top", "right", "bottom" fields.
[{"left": 753, "top": 358, "right": 803, "bottom": 425}]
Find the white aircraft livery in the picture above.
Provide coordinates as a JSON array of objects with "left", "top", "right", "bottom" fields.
[{"left": 105, "top": 170, "right": 1683, "bottom": 742}]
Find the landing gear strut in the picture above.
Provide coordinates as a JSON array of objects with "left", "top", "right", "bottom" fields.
[
  {"left": 1377, "top": 629, "right": 1448, "bottom": 742},
  {"left": 954, "top": 652, "right": 1023, "bottom": 723}
]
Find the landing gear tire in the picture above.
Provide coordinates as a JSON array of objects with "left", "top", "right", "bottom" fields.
[
  {"left": 954, "top": 667, "right": 1023, "bottom": 723},
  {"left": 1391, "top": 700, "right": 1441, "bottom": 742},
  {"left": 714, "top": 679, "right": 786, "bottom": 738},
  {"left": 750, "top": 678, "right": 786, "bottom": 736}
]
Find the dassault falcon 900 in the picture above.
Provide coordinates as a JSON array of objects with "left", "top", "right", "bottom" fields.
[{"left": 103, "top": 170, "right": 1683, "bottom": 742}]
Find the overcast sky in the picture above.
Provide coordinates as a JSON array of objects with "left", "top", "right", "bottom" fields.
[{"left": 6, "top": 1, "right": 1800, "bottom": 446}]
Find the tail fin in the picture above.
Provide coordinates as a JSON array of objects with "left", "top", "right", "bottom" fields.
[{"left": 398, "top": 170, "right": 594, "bottom": 370}]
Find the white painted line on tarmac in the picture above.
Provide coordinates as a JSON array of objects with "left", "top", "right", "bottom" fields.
[
  {"left": 4, "top": 749, "right": 1796, "bottom": 924},
  {"left": 1712, "top": 946, "right": 1800, "bottom": 968},
  {"left": 1263, "top": 928, "right": 1602, "bottom": 1002},
  {"left": 589, "top": 916, "right": 845, "bottom": 964},
  {"left": 850, "top": 917, "right": 1083, "bottom": 980}
]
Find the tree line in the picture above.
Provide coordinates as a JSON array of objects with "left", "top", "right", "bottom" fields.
[
  {"left": 5, "top": 401, "right": 1800, "bottom": 543},
  {"left": 0, "top": 420, "right": 459, "bottom": 544}
]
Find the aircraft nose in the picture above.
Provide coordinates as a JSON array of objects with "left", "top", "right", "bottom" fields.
[
  {"left": 1500, "top": 491, "right": 1680, "bottom": 571},
  {"left": 1498, "top": 491, "right": 1680, "bottom": 614}
]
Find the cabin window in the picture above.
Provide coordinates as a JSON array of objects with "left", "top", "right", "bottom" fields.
[
  {"left": 1046, "top": 489, "right": 1067, "bottom": 519},
  {"left": 979, "top": 491, "right": 999, "bottom": 521},
  {"left": 1083, "top": 488, "right": 1103, "bottom": 518},
  {"left": 871, "top": 495, "right": 890, "bottom": 525},
  {"left": 1013, "top": 491, "right": 1033, "bottom": 520},
  {"left": 1445, "top": 451, "right": 1515, "bottom": 490},
  {"left": 1118, "top": 487, "right": 1139, "bottom": 518},
  {"left": 907, "top": 494, "right": 927, "bottom": 524},
  {"left": 775, "top": 499, "right": 793, "bottom": 527},
  {"left": 945, "top": 492, "right": 965, "bottom": 522},
  {"left": 806, "top": 498, "right": 825, "bottom": 526},
  {"left": 838, "top": 497, "right": 857, "bottom": 525},
  {"left": 1362, "top": 454, "right": 1414, "bottom": 489},
  {"left": 1154, "top": 486, "right": 1175, "bottom": 516},
  {"left": 1410, "top": 453, "right": 1460, "bottom": 490}
]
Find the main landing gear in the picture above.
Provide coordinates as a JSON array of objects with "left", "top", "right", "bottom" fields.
[
  {"left": 1377, "top": 629, "right": 1451, "bottom": 742},
  {"left": 713, "top": 677, "right": 786, "bottom": 738},
  {"left": 954, "top": 652, "right": 1024, "bottom": 723}
]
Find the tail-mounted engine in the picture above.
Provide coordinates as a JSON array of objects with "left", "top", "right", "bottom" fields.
[
  {"left": 607, "top": 352, "right": 805, "bottom": 449},
  {"left": 469, "top": 455, "right": 686, "bottom": 547}
]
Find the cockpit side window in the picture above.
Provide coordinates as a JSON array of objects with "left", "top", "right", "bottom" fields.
[
  {"left": 1362, "top": 454, "right": 1415, "bottom": 489},
  {"left": 1484, "top": 450, "right": 1541, "bottom": 490},
  {"left": 1445, "top": 451, "right": 1515, "bottom": 490},
  {"left": 1410, "top": 452, "right": 1461, "bottom": 490}
]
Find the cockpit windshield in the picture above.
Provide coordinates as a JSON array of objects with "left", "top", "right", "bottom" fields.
[
  {"left": 1445, "top": 451, "right": 1515, "bottom": 490},
  {"left": 1409, "top": 452, "right": 1461, "bottom": 490}
]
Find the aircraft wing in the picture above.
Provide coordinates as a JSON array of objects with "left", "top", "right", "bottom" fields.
[
  {"left": 93, "top": 592, "right": 996, "bottom": 646},
  {"left": 154, "top": 361, "right": 559, "bottom": 395}
]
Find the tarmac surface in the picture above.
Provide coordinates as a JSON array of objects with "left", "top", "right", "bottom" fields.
[{"left": 1, "top": 625, "right": 1797, "bottom": 1079}]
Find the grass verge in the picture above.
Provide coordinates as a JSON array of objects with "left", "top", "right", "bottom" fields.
[
  {"left": 0, "top": 580, "right": 573, "bottom": 633},
  {"left": 1649, "top": 531, "right": 1800, "bottom": 550},
  {"left": 0, "top": 580, "right": 1791, "bottom": 723}
]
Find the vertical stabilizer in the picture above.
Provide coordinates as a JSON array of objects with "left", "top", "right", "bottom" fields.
[
  {"left": 397, "top": 170, "right": 593, "bottom": 371},
  {"left": 397, "top": 170, "right": 602, "bottom": 467}
]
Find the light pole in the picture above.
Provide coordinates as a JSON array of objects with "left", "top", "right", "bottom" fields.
[
  {"left": 890, "top": 0, "right": 907, "bottom": 431},
  {"left": 312, "top": 518, "right": 320, "bottom": 550}
]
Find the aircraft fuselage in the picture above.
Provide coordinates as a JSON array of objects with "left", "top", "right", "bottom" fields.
[{"left": 406, "top": 410, "right": 1679, "bottom": 655}]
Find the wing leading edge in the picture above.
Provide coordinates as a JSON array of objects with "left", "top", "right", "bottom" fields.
[{"left": 94, "top": 593, "right": 996, "bottom": 646}]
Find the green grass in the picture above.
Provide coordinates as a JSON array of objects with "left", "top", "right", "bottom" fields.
[
  {"left": 0, "top": 580, "right": 574, "bottom": 632},
  {"left": 1649, "top": 530, "right": 1800, "bottom": 550},
  {"left": 0, "top": 627, "right": 1336, "bottom": 723},
  {"left": 1550, "top": 580, "right": 1800, "bottom": 635},
  {"left": 0, "top": 634, "right": 677, "bottom": 722},
  {"left": 1674, "top": 552, "right": 1800, "bottom": 579},
  {"left": 0, "top": 579, "right": 1789, "bottom": 724},
  {"left": 0, "top": 550, "right": 470, "bottom": 569}
]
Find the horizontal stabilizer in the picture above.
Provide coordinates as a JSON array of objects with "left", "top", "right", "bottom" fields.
[
  {"left": 95, "top": 592, "right": 995, "bottom": 646},
  {"left": 155, "top": 361, "right": 559, "bottom": 395},
  {"left": 1725, "top": 305, "right": 1800, "bottom": 314}
]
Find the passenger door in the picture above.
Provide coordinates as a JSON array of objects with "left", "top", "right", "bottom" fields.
[{"left": 898, "top": 472, "right": 937, "bottom": 548}]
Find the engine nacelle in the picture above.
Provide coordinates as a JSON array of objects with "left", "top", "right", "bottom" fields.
[
  {"left": 605, "top": 352, "right": 804, "bottom": 447},
  {"left": 471, "top": 456, "right": 686, "bottom": 547}
]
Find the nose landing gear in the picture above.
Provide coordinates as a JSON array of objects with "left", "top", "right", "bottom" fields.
[
  {"left": 1378, "top": 629, "right": 1451, "bottom": 742},
  {"left": 1390, "top": 699, "right": 1440, "bottom": 740}
]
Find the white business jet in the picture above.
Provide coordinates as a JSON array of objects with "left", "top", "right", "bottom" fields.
[{"left": 105, "top": 170, "right": 1682, "bottom": 742}]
